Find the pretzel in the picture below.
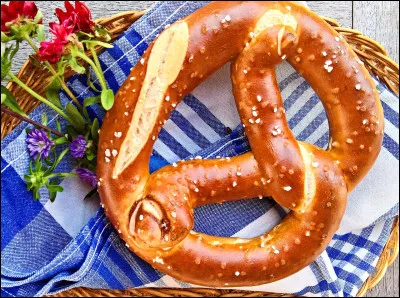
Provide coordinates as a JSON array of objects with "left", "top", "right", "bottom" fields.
[{"left": 97, "top": 1, "right": 384, "bottom": 287}]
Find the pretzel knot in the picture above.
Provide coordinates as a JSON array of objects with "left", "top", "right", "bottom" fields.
[{"left": 97, "top": 2, "right": 384, "bottom": 287}]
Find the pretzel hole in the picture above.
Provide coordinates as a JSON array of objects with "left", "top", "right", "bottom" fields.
[
  {"left": 280, "top": 72, "right": 330, "bottom": 149},
  {"left": 192, "top": 198, "right": 280, "bottom": 238}
]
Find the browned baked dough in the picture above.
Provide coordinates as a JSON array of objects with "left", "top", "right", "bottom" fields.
[{"left": 97, "top": 1, "right": 384, "bottom": 287}]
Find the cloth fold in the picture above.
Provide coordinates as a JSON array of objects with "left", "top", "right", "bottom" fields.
[{"left": 1, "top": 1, "right": 399, "bottom": 297}]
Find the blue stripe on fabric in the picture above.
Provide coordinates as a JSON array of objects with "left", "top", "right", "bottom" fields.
[
  {"left": 169, "top": 110, "right": 212, "bottom": 149},
  {"left": 309, "top": 262, "right": 342, "bottom": 295},
  {"left": 1, "top": 288, "right": 18, "bottom": 297},
  {"left": 125, "top": 29, "right": 149, "bottom": 56},
  {"left": 334, "top": 267, "right": 364, "bottom": 292},
  {"left": 104, "top": 71, "right": 121, "bottom": 94},
  {"left": 183, "top": 94, "right": 227, "bottom": 137},
  {"left": 381, "top": 101, "right": 399, "bottom": 128},
  {"left": 326, "top": 247, "right": 375, "bottom": 272},
  {"left": 383, "top": 133, "right": 399, "bottom": 159},
  {"left": 158, "top": 128, "right": 191, "bottom": 158},
  {"left": 149, "top": 154, "right": 169, "bottom": 173},
  {"left": 297, "top": 110, "right": 327, "bottom": 141},
  {"left": 97, "top": 263, "right": 125, "bottom": 289},
  {"left": 75, "top": 75, "right": 100, "bottom": 97},
  {"left": 278, "top": 72, "right": 301, "bottom": 90},
  {"left": 288, "top": 94, "right": 319, "bottom": 128},
  {"left": 107, "top": 248, "right": 145, "bottom": 287},
  {"left": 1, "top": 157, "right": 43, "bottom": 250},
  {"left": 294, "top": 279, "right": 339, "bottom": 296},
  {"left": 331, "top": 238, "right": 383, "bottom": 257},
  {"left": 128, "top": 255, "right": 164, "bottom": 284},
  {"left": 97, "top": 58, "right": 122, "bottom": 94},
  {"left": 315, "top": 132, "right": 330, "bottom": 149},
  {"left": 336, "top": 225, "right": 374, "bottom": 247},
  {"left": 106, "top": 43, "right": 132, "bottom": 77},
  {"left": 283, "top": 81, "right": 310, "bottom": 110}
]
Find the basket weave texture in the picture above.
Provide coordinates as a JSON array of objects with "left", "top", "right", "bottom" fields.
[{"left": 1, "top": 10, "right": 398, "bottom": 298}]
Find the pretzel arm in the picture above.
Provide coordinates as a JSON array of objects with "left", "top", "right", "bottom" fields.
[{"left": 128, "top": 144, "right": 346, "bottom": 287}]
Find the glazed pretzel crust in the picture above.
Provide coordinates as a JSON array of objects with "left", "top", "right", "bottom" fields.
[{"left": 97, "top": 1, "right": 384, "bottom": 287}]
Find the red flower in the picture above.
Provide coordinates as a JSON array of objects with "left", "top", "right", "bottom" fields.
[
  {"left": 1, "top": 1, "right": 41, "bottom": 33},
  {"left": 55, "top": 1, "right": 94, "bottom": 33},
  {"left": 37, "top": 40, "right": 64, "bottom": 63},
  {"left": 49, "top": 18, "right": 75, "bottom": 44}
]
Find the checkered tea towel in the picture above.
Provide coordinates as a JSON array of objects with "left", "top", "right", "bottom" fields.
[{"left": 1, "top": 1, "right": 398, "bottom": 297}]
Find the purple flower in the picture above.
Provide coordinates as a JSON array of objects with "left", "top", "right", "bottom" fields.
[
  {"left": 76, "top": 167, "right": 97, "bottom": 188},
  {"left": 70, "top": 135, "right": 86, "bottom": 158},
  {"left": 26, "top": 129, "right": 55, "bottom": 160}
]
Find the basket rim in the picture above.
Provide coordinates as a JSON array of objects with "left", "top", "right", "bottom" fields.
[{"left": 1, "top": 8, "right": 398, "bottom": 298}]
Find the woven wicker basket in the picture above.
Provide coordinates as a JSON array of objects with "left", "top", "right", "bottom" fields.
[{"left": 1, "top": 10, "right": 398, "bottom": 298}]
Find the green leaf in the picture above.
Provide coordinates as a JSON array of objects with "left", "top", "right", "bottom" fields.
[
  {"left": 33, "top": 188, "right": 40, "bottom": 200},
  {"left": 47, "top": 179, "right": 63, "bottom": 202},
  {"left": 34, "top": 155, "right": 42, "bottom": 172},
  {"left": 9, "top": 42, "right": 19, "bottom": 61},
  {"left": 44, "top": 148, "right": 69, "bottom": 175},
  {"left": 34, "top": 10, "right": 43, "bottom": 24},
  {"left": 45, "top": 78, "right": 63, "bottom": 109},
  {"left": 56, "top": 118, "right": 62, "bottom": 132},
  {"left": 28, "top": 160, "right": 33, "bottom": 174},
  {"left": 47, "top": 184, "right": 64, "bottom": 193},
  {"left": 86, "top": 151, "right": 96, "bottom": 161},
  {"left": 83, "top": 95, "right": 100, "bottom": 108},
  {"left": 41, "top": 112, "right": 48, "bottom": 126},
  {"left": 1, "top": 85, "right": 27, "bottom": 117},
  {"left": 36, "top": 24, "right": 45, "bottom": 42},
  {"left": 49, "top": 191, "right": 57, "bottom": 202},
  {"left": 86, "top": 69, "right": 101, "bottom": 92},
  {"left": 10, "top": 23, "right": 35, "bottom": 42},
  {"left": 101, "top": 89, "right": 114, "bottom": 110},
  {"left": 43, "top": 157, "right": 54, "bottom": 167},
  {"left": 1, "top": 32, "right": 11, "bottom": 43},
  {"left": 24, "top": 175, "right": 33, "bottom": 189},
  {"left": 1, "top": 45, "right": 13, "bottom": 79},
  {"left": 69, "top": 57, "right": 86, "bottom": 74},
  {"left": 54, "top": 136, "right": 67, "bottom": 145},
  {"left": 56, "top": 61, "right": 67, "bottom": 76},
  {"left": 82, "top": 40, "right": 113, "bottom": 48},
  {"left": 94, "top": 25, "right": 111, "bottom": 42},
  {"left": 91, "top": 117, "right": 99, "bottom": 142},
  {"left": 76, "top": 31, "right": 94, "bottom": 39},
  {"left": 65, "top": 103, "right": 86, "bottom": 132}
]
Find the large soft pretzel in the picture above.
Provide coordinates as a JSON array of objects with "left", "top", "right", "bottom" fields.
[{"left": 97, "top": 1, "right": 384, "bottom": 287}]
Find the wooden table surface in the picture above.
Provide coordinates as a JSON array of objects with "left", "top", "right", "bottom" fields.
[{"left": 6, "top": 1, "right": 399, "bottom": 297}]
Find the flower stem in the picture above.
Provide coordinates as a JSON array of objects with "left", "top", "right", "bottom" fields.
[
  {"left": 48, "top": 64, "right": 83, "bottom": 109},
  {"left": 73, "top": 49, "right": 108, "bottom": 91},
  {"left": 24, "top": 35, "right": 83, "bottom": 109},
  {"left": 1, "top": 106, "right": 64, "bottom": 137},
  {"left": 47, "top": 172, "right": 78, "bottom": 179},
  {"left": 23, "top": 34, "right": 39, "bottom": 51},
  {"left": 89, "top": 44, "right": 105, "bottom": 85},
  {"left": 8, "top": 72, "right": 73, "bottom": 123}
]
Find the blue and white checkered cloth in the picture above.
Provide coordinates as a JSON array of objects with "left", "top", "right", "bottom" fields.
[{"left": 1, "top": 2, "right": 399, "bottom": 297}]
